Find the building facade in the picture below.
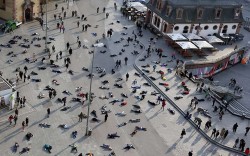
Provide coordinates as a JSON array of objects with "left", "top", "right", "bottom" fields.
[
  {"left": 0, "top": 76, "right": 16, "bottom": 110},
  {"left": 0, "top": 0, "right": 42, "bottom": 22},
  {"left": 144, "top": 0, "right": 244, "bottom": 36}
]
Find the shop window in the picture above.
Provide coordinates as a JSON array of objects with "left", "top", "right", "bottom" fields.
[
  {"left": 197, "top": 8, "right": 204, "bottom": 19},
  {"left": 213, "top": 25, "right": 218, "bottom": 30},
  {"left": 176, "top": 8, "right": 183, "bottom": 19},
  {"left": 153, "top": 16, "right": 161, "bottom": 28},
  {"left": 204, "top": 25, "right": 209, "bottom": 30},
  {"left": 183, "top": 26, "right": 189, "bottom": 33},
  {"left": 222, "top": 25, "right": 228, "bottom": 33},
  {"left": 232, "top": 25, "right": 236, "bottom": 29},
  {"left": 163, "top": 23, "right": 168, "bottom": 33},
  {"left": 174, "top": 26, "right": 179, "bottom": 31},
  {"left": 215, "top": 8, "right": 222, "bottom": 19}
]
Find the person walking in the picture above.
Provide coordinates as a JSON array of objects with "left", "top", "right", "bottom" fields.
[
  {"left": 23, "top": 74, "right": 26, "bottom": 82},
  {"left": 78, "top": 41, "right": 81, "bottom": 48},
  {"left": 220, "top": 128, "right": 226, "bottom": 138},
  {"left": 161, "top": 99, "right": 166, "bottom": 111},
  {"left": 25, "top": 117, "right": 29, "bottom": 126},
  {"left": 156, "top": 95, "right": 161, "bottom": 104},
  {"left": 215, "top": 130, "right": 220, "bottom": 139},
  {"left": 66, "top": 42, "right": 70, "bottom": 50},
  {"left": 9, "top": 115, "right": 13, "bottom": 125},
  {"left": 211, "top": 128, "right": 216, "bottom": 138},
  {"left": 124, "top": 57, "right": 128, "bottom": 65},
  {"left": 97, "top": 7, "right": 99, "bottom": 13},
  {"left": 49, "top": 90, "right": 52, "bottom": 99},
  {"left": 180, "top": 129, "right": 186, "bottom": 138},
  {"left": 245, "top": 127, "right": 250, "bottom": 136},
  {"left": 233, "top": 137, "right": 239, "bottom": 148},
  {"left": 63, "top": 97, "right": 67, "bottom": 106},
  {"left": 78, "top": 112, "right": 84, "bottom": 122},
  {"left": 81, "top": 14, "right": 85, "bottom": 20},
  {"left": 64, "top": 11, "right": 66, "bottom": 18},
  {"left": 223, "top": 130, "right": 229, "bottom": 139},
  {"left": 55, "top": 3, "right": 58, "bottom": 10},
  {"left": 22, "top": 121, "right": 25, "bottom": 131},
  {"left": 77, "top": 21, "right": 80, "bottom": 27},
  {"left": 47, "top": 108, "right": 50, "bottom": 118},
  {"left": 212, "top": 98, "right": 216, "bottom": 106},
  {"left": 69, "top": 47, "right": 72, "bottom": 55},
  {"left": 13, "top": 115, "right": 18, "bottom": 126},
  {"left": 15, "top": 108, "right": 19, "bottom": 116},
  {"left": 188, "top": 150, "right": 193, "bottom": 156},
  {"left": 126, "top": 73, "right": 129, "bottom": 81},
  {"left": 82, "top": 24, "right": 85, "bottom": 31},
  {"left": 153, "top": 64, "right": 157, "bottom": 72},
  {"left": 65, "top": 63, "right": 69, "bottom": 71},
  {"left": 24, "top": 66, "right": 28, "bottom": 74},
  {"left": 59, "top": 51, "right": 62, "bottom": 59},
  {"left": 61, "top": 6, "right": 64, "bottom": 13},
  {"left": 104, "top": 113, "right": 108, "bottom": 122},
  {"left": 232, "top": 123, "right": 238, "bottom": 133}
]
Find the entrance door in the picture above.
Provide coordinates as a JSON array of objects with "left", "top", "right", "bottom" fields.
[{"left": 25, "top": 8, "right": 31, "bottom": 21}]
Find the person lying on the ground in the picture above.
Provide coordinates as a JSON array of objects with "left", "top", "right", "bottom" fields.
[
  {"left": 52, "top": 69, "right": 61, "bottom": 73},
  {"left": 115, "top": 78, "right": 123, "bottom": 82},
  {"left": 120, "top": 101, "right": 127, "bottom": 106},
  {"left": 68, "top": 70, "right": 74, "bottom": 75},
  {"left": 149, "top": 76, "right": 156, "bottom": 81},
  {"left": 139, "top": 58, "right": 145, "bottom": 61},
  {"left": 38, "top": 66, "right": 46, "bottom": 70},
  {"left": 174, "top": 96, "right": 183, "bottom": 100},
  {"left": 32, "top": 79, "right": 41, "bottom": 82},
  {"left": 143, "top": 82, "right": 151, "bottom": 87},
  {"left": 167, "top": 108, "right": 175, "bottom": 115},
  {"left": 99, "top": 73, "right": 106, "bottom": 78},
  {"left": 30, "top": 71, "right": 38, "bottom": 75},
  {"left": 159, "top": 82, "right": 169, "bottom": 86},
  {"left": 148, "top": 100, "right": 159, "bottom": 106},
  {"left": 151, "top": 91, "right": 159, "bottom": 96},
  {"left": 101, "top": 80, "right": 109, "bottom": 85},
  {"left": 131, "top": 109, "right": 142, "bottom": 113},
  {"left": 134, "top": 72, "right": 141, "bottom": 77},
  {"left": 132, "top": 105, "right": 141, "bottom": 109},
  {"left": 91, "top": 110, "right": 97, "bottom": 117},
  {"left": 99, "top": 95, "right": 109, "bottom": 100},
  {"left": 62, "top": 90, "right": 72, "bottom": 95},
  {"left": 131, "top": 85, "right": 141, "bottom": 89},
  {"left": 123, "top": 144, "right": 135, "bottom": 150},
  {"left": 115, "top": 111, "right": 126, "bottom": 116},
  {"left": 118, "top": 122, "right": 127, "bottom": 127},
  {"left": 71, "top": 97, "right": 81, "bottom": 102},
  {"left": 44, "top": 85, "right": 53, "bottom": 90},
  {"left": 109, "top": 99, "right": 123, "bottom": 104},
  {"left": 107, "top": 132, "right": 120, "bottom": 139},
  {"left": 111, "top": 69, "right": 115, "bottom": 74},
  {"left": 91, "top": 117, "right": 100, "bottom": 122},
  {"left": 58, "top": 124, "right": 69, "bottom": 129},
  {"left": 60, "top": 106, "right": 71, "bottom": 111},
  {"left": 69, "top": 143, "right": 78, "bottom": 153},
  {"left": 82, "top": 67, "right": 89, "bottom": 71},
  {"left": 129, "top": 118, "right": 140, "bottom": 123},
  {"left": 121, "top": 93, "right": 128, "bottom": 98},
  {"left": 39, "top": 123, "right": 51, "bottom": 128},
  {"left": 130, "top": 129, "right": 138, "bottom": 137},
  {"left": 114, "top": 83, "right": 122, "bottom": 88},
  {"left": 26, "top": 132, "right": 33, "bottom": 141},
  {"left": 100, "top": 144, "right": 112, "bottom": 150},
  {"left": 19, "top": 147, "right": 31, "bottom": 154},
  {"left": 110, "top": 54, "right": 117, "bottom": 57},
  {"left": 52, "top": 79, "right": 59, "bottom": 85},
  {"left": 142, "top": 69, "right": 150, "bottom": 73},
  {"left": 99, "top": 86, "right": 109, "bottom": 90},
  {"left": 141, "top": 64, "right": 150, "bottom": 68},
  {"left": 108, "top": 151, "right": 115, "bottom": 156},
  {"left": 135, "top": 126, "right": 147, "bottom": 131},
  {"left": 140, "top": 91, "right": 147, "bottom": 95},
  {"left": 44, "top": 144, "right": 52, "bottom": 153}
]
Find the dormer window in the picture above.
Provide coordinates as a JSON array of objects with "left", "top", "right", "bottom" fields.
[
  {"left": 166, "top": 6, "right": 172, "bottom": 16},
  {"left": 197, "top": 8, "right": 204, "bottom": 19},
  {"left": 215, "top": 8, "right": 222, "bottom": 19},
  {"left": 176, "top": 8, "right": 183, "bottom": 19},
  {"left": 234, "top": 8, "right": 241, "bottom": 19},
  {"left": 156, "top": 0, "right": 162, "bottom": 11}
]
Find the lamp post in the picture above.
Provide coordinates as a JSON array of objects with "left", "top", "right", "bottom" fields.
[
  {"left": 85, "top": 42, "right": 104, "bottom": 136},
  {"left": 44, "top": 0, "right": 50, "bottom": 58}
]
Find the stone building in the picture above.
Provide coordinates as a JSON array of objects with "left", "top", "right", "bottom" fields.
[
  {"left": 0, "top": 76, "right": 16, "bottom": 110},
  {"left": 0, "top": 0, "right": 42, "bottom": 22},
  {"left": 144, "top": 0, "right": 244, "bottom": 36}
]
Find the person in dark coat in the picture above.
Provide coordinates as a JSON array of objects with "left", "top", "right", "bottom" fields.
[
  {"left": 180, "top": 129, "right": 186, "bottom": 138},
  {"left": 104, "top": 113, "right": 108, "bottom": 122},
  {"left": 25, "top": 117, "right": 29, "bottom": 126},
  {"left": 223, "top": 130, "right": 228, "bottom": 139},
  {"left": 47, "top": 108, "right": 50, "bottom": 117},
  {"left": 232, "top": 123, "right": 238, "bottom": 132},
  {"left": 69, "top": 47, "right": 72, "bottom": 55}
]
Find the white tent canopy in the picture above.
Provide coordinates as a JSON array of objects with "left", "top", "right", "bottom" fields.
[
  {"left": 183, "top": 33, "right": 202, "bottom": 40},
  {"left": 192, "top": 41, "right": 214, "bottom": 49},
  {"left": 176, "top": 41, "right": 198, "bottom": 50},
  {"left": 128, "top": 2, "right": 147, "bottom": 12},
  {"left": 167, "top": 33, "right": 187, "bottom": 41},
  {"left": 204, "top": 36, "right": 224, "bottom": 43}
]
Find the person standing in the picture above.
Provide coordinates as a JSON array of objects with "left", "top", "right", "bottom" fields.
[
  {"left": 47, "top": 108, "right": 50, "bottom": 118},
  {"left": 55, "top": 3, "right": 58, "bottom": 10},
  {"left": 211, "top": 128, "right": 216, "bottom": 138},
  {"left": 64, "top": 11, "right": 66, "bottom": 18},
  {"left": 233, "top": 137, "right": 239, "bottom": 148},
  {"left": 69, "top": 47, "right": 72, "bottom": 55},
  {"left": 9, "top": 115, "right": 13, "bottom": 125},
  {"left": 22, "top": 121, "right": 25, "bottom": 131},
  {"left": 223, "top": 130, "right": 229, "bottom": 139},
  {"left": 104, "top": 113, "right": 108, "bottom": 122},
  {"left": 126, "top": 73, "right": 129, "bottom": 81},
  {"left": 25, "top": 117, "right": 29, "bottom": 126},
  {"left": 153, "top": 64, "right": 157, "bottom": 72},
  {"left": 66, "top": 42, "right": 70, "bottom": 50},
  {"left": 161, "top": 99, "right": 166, "bottom": 111},
  {"left": 61, "top": 6, "right": 64, "bottom": 13},
  {"left": 77, "top": 21, "right": 80, "bottom": 27},
  {"left": 13, "top": 115, "right": 18, "bottom": 126},
  {"left": 24, "top": 66, "right": 28, "bottom": 74},
  {"left": 49, "top": 91, "right": 52, "bottom": 99},
  {"left": 132, "top": 79, "right": 137, "bottom": 85},
  {"left": 59, "top": 51, "right": 62, "bottom": 59},
  {"left": 23, "top": 74, "right": 26, "bottom": 82},
  {"left": 180, "top": 129, "right": 186, "bottom": 138},
  {"left": 245, "top": 127, "right": 250, "bottom": 136},
  {"left": 97, "top": 7, "right": 99, "bottom": 13},
  {"left": 78, "top": 112, "right": 84, "bottom": 122},
  {"left": 124, "top": 57, "right": 128, "bottom": 65},
  {"left": 232, "top": 123, "right": 238, "bottom": 133},
  {"left": 188, "top": 150, "right": 193, "bottom": 156},
  {"left": 82, "top": 24, "right": 85, "bottom": 31},
  {"left": 78, "top": 41, "right": 81, "bottom": 48}
]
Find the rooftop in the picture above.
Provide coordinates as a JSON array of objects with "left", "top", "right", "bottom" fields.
[
  {"left": 165, "top": 0, "right": 241, "bottom": 6},
  {"left": 0, "top": 76, "right": 12, "bottom": 91}
]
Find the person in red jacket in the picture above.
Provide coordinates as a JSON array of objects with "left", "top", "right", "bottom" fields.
[
  {"left": 245, "top": 148, "right": 250, "bottom": 155},
  {"left": 161, "top": 99, "right": 166, "bottom": 111}
]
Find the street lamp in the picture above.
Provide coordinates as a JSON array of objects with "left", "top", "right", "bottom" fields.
[
  {"left": 44, "top": 0, "right": 50, "bottom": 58},
  {"left": 85, "top": 42, "right": 104, "bottom": 136}
]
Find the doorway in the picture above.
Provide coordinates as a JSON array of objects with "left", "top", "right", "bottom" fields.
[{"left": 25, "top": 8, "right": 31, "bottom": 21}]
